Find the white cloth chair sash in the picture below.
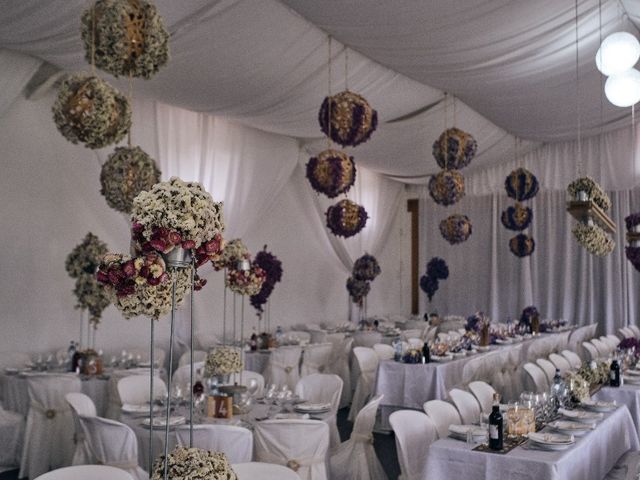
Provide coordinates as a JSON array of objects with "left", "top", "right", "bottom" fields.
[
  {"left": 265, "top": 346, "right": 302, "bottom": 391},
  {"left": 294, "top": 374, "right": 343, "bottom": 449},
  {"left": 348, "top": 347, "right": 379, "bottom": 422},
  {"left": 301, "top": 343, "right": 333, "bottom": 377},
  {"left": 65, "top": 393, "right": 97, "bottom": 466}
]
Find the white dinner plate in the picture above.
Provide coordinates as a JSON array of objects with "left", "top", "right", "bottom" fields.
[
  {"left": 558, "top": 408, "right": 603, "bottom": 424},
  {"left": 452, "top": 351, "right": 467, "bottom": 358},
  {"left": 546, "top": 420, "right": 594, "bottom": 436},
  {"left": 448, "top": 424, "right": 487, "bottom": 443},
  {"left": 294, "top": 402, "right": 332, "bottom": 413},
  {"left": 141, "top": 415, "right": 185, "bottom": 428},
  {"left": 430, "top": 354, "right": 453, "bottom": 362},
  {"left": 580, "top": 399, "right": 617, "bottom": 412},
  {"left": 122, "top": 403, "right": 163, "bottom": 414},
  {"left": 527, "top": 432, "right": 575, "bottom": 445}
]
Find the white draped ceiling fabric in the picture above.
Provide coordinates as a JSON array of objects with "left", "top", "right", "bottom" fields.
[{"left": 0, "top": 0, "right": 640, "bottom": 355}]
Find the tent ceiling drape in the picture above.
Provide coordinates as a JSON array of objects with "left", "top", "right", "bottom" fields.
[{"left": 2, "top": 0, "right": 636, "bottom": 182}]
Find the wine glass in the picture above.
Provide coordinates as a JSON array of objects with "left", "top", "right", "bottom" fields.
[{"left": 246, "top": 378, "right": 259, "bottom": 398}]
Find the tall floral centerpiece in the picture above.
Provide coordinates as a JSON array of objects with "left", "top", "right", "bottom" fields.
[
  {"left": 420, "top": 257, "right": 449, "bottom": 303},
  {"left": 151, "top": 447, "right": 236, "bottom": 480},
  {"left": 347, "top": 253, "right": 381, "bottom": 322},
  {"left": 204, "top": 347, "right": 243, "bottom": 385},
  {"left": 465, "top": 312, "right": 491, "bottom": 346}
]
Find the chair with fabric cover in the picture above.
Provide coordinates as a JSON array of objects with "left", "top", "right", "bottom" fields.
[
  {"left": 231, "top": 370, "right": 266, "bottom": 397},
  {"left": 352, "top": 331, "right": 382, "bottom": 348},
  {"left": 126, "top": 347, "right": 166, "bottom": 368},
  {"left": 285, "top": 331, "right": 312, "bottom": 345},
  {"left": 522, "top": 363, "right": 549, "bottom": 393},
  {"left": 172, "top": 362, "right": 205, "bottom": 389},
  {"left": 425, "top": 326, "right": 438, "bottom": 343},
  {"left": 232, "top": 462, "right": 301, "bottom": 480},
  {"left": 422, "top": 400, "right": 461, "bottom": 439},
  {"left": 194, "top": 331, "right": 220, "bottom": 351},
  {"left": 295, "top": 374, "right": 343, "bottom": 449},
  {"left": 548, "top": 353, "right": 572, "bottom": 373},
  {"left": 406, "top": 338, "right": 423, "bottom": 350},
  {"left": 629, "top": 325, "right": 640, "bottom": 338},
  {"left": 117, "top": 375, "right": 167, "bottom": 408},
  {"left": 328, "top": 336, "right": 352, "bottom": 409},
  {"left": 606, "top": 334, "right": 621, "bottom": 348},
  {"left": 567, "top": 325, "right": 590, "bottom": 352},
  {"left": 619, "top": 328, "right": 631, "bottom": 339},
  {"left": 582, "top": 341, "right": 600, "bottom": 362},
  {"left": 78, "top": 416, "right": 147, "bottom": 480},
  {"left": 348, "top": 347, "right": 379, "bottom": 422},
  {"left": 175, "top": 424, "right": 253, "bottom": 463},
  {"left": 0, "top": 405, "right": 24, "bottom": 473},
  {"left": 65, "top": 393, "right": 97, "bottom": 466},
  {"left": 603, "top": 450, "right": 640, "bottom": 480},
  {"left": 400, "top": 329, "right": 422, "bottom": 341},
  {"left": 178, "top": 350, "right": 207, "bottom": 367},
  {"left": 310, "top": 330, "right": 328, "bottom": 345},
  {"left": 34, "top": 465, "right": 135, "bottom": 480},
  {"left": 599, "top": 335, "right": 617, "bottom": 351},
  {"left": 373, "top": 343, "right": 395, "bottom": 360},
  {"left": 105, "top": 369, "right": 164, "bottom": 420},
  {"left": 448, "top": 389, "right": 481, "bottom": 425},
  {"left": 264, "top": 346, "right": 302, "bottom": 391},
  {"left": 592, "top": 338, "right": 611, "bottom": 357},
  {"left": 468, "top": 381, "right": 497, "bottom": 415},
  {"left": 19, "top": 374, "right": 81, "bottom": 479},
  {"left": 301, "top": 343, "right": 333, "bottom": 377},
  {"left": 623, "top": 327, "right": 636, "bottom": 338},
  {"left": 561, "top": 350, "right": 583, "bottom": 369},
  {"left": 389, "top": 410, "right": 437, "bottom": 480},
  {"left": 330, "top": 395, "right": 386, "bottom": 480},
  {"left": 535, "top": 358, "right": 556, "bottom": 384},
  {"left": 254, "top": 419, "right": 329, "bottom": 480}
]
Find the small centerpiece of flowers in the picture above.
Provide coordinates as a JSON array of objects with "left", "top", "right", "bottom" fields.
[
  {"left": 204, "top": 347, "right": 243, "bottom": 378},
  {"left": 519, "top": 306, "right": 540, "bottom": 335},
  {"left": 465, "top": 312, "right": 491, "bottom": 346},
  {"left": 151, "top": 446, "right": 237, "bottom": 480},
  {"left": 219, "top": 238, "right": 250, "bottom": 270}
]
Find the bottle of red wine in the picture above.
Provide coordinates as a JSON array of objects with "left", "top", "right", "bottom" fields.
[
  {"left": 610, "top": 358, "right": 621, "bottom": 387},
  {"left": 488, "top": 393, "right": 503, "bottom": 450},
  {"left": 422, "top": 342, "right": 431, "bottom": 364}
]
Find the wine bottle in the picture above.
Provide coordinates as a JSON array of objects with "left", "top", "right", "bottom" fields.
[
  {"left": 488, "top": 393, "right": 503, "bottom": 450},
  {"left": 422, "top": 342, "right": 431, "bottom": 364},
  {"left": 610, "top": 358, "right": 621, "bottom": 387}
]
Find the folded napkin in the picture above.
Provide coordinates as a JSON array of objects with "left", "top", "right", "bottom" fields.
[
  {"left": 528, "top": 432, "right": 574, "bottom": 444},
  {"left": 295, "top": 402, "right": 331, "bottom": 411},
  {"left": 142, "top": 415, "right": 185, "bottom": 427},
  {"left": 273, "top": 413, "right": 310, "bottom": 420}
]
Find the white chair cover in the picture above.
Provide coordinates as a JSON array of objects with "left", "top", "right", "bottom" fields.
[
  {"left": 606, "top": 334, "right": 621, "bottom": 348},
  {"left": 425, "top": 327, "right": 438, "bottom": 343},
  {"left": 406, "top": 338, "right": 424, "bottom": 350},
  {"left": 254, "top": 419, "right": 329, "bottom": 480},
  {"left": 352, "top": 331, "right": 382, "bottom": 348},
  {"left": 117, "top": 375, "right": 167, "bottom": 407},
  {"left": 79, "top": 416, "right": 147, "bottom": 480},
  {"left": 603, "top": 450, "right": 640, "bottom": 480},
  {"left": 561, "top": 350, "right": 583, "bottom": 370},
  {"left": 448, "top": 389, "right": 481, "bottom": 425},
  {"left": 522, "top": 363, "right": 549, "bottom": 393},
  {"left": 232, "top": 462, "right": 301, "bottom": 480},
  {"left": 468, "top": 381, "right": 496, "bottom": 415},
  {"left": 34, "top": 465, "right": 135, "bottom": 480},
  {"left": 548, "top": 353, "right": 572, "bottom": 373},
  {"left": 567, "top": 325, "right": 592, "bottom": 352},
  {"left": 295, "top": 374, "right": 343, "bottom": 449},
  {"left": 300, "top": 343, "right": 333, "bottom": 377},
  {"left": 622, "top": 327, "right": 636, "bottom": 339},
  {"left": 582, "top": 341, "right": 600, "bottom": 362},
  {"left": 175, "top": 424, "right": 253, "bottom": 463},
  {"left": 330, "top": 395, "right": 386, "bottom": 480},
  {"left": 104, "top": 369, "right": 164, "bottom": 420},
  {"left": 422, "top": 400, "right": 461, "bottom": 439},
  {"left": 19, "top": 374, "right": 81, "bottom": 479},
  {"left": 195, "top": 332, "right": 220, "bottom": 351},
  {"left": 328, "top": 336, "right": 352, "bottom": 409},
  {"left": 389, "top": 410, "right": 437, "bottom": 480},
  {"left": 310, "top": 330, "right": 328, "bottom": 345},
  {"left": 264, "top": 346, "right": 302, "bottom": 391},
  {"left": 535, "top": 358, "right": 556, "bottom": 384},
  {"left": 285, "top": 331, "right": 312, "bottom": 345},
  {"left": 178, "top": 350, "right": 207, "bottom": 367},
  {"left": 65, "top": 393, "right": 97, "bottom": 466},
  {"left": 372, "top": 344, "right": 395, "bottom": 360},
  {"left": 592, "top": 338, "right": 611, "bottom": 357},
  {"left": 172, "top": 362, "right": 205, "bottom": 389},
  {"left": 348, "top": 347, "right": 379, "bottom": 422},
  {"left": 629, "top": 325, "right": 640, "bottom": 338},
  {"left": 0, "top": 405, "right": 24, "bottom": 473},
  {"left": 619, "top": 328, "right": 633, "bottom": 339},
  {"left": 231, "top": 370, "right": 266, "bottom": 397},
  {"left": 400, "top": 329, "right": 422, "bottom": 341}
]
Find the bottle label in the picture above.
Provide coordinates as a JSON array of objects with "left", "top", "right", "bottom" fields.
[
  {"left": 489, "top": 424, "right": 499, "bottom": 439},
  {"left": 610, "top": 370, "right": 616, "bottom": 380}
]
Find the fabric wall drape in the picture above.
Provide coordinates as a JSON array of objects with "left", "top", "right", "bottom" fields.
[
  {"left": 420, "top": 189, "right": 640, "bottom": 334},
  {"left": 0, "top": 49, "right": 41, "bottom": 118}
]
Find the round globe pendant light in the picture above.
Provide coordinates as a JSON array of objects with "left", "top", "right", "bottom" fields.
[
  {"left": 595, "top": 32, "right": 640, "bottom": 76},
  {"left": 604, "top": 68, "right": 640, "bottom": 107}
]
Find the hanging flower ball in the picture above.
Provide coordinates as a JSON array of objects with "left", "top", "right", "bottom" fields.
[
  {"left": 432, "top": 127, "right": 478, "bottom": 170},
  {"left": 326, "top": 199, "right": 368, "bottom": 238},
  {"left": 352, "top": 253, "right": 381, "bottom": 281},
  {"left": 509, "top": 234, "right": 536, "bottom": 257},
  {"left": 81, "top": 0, "right": 170, "bottom": 79},
  {"left": 100, "top": 146, "right": 161, "bottom": 214},
  {"left": 426, "top": 257, "right": 449, "bottom": 280},
  {"left": 567, "top": 176, "right": 612, "bottom": 211},
  {"left": 318, "top": 90, "right": 378, "bottom": 147},
  {"left": 501, "top": 203, "right": 533, "bottom": 231},
  {"left": 226, "top": 264, "right": 267, "bottom": 296},
  {"left": 572, "top": 223, "right": 615, "bottom": 256},
  {"left": 505, "top": 168, "right": 539, "bottom": 202},
  {"left": 346, "top": 276, "right": 370, "bottom": 303},
  {"left": 306, "top": 149, "right": 356, "bottom": 198},
  {"left": 52, "top": 74, "right": 131, "bottom": 149},
  {"left": 428, "top": 170, "right": 465, "bottom": 206},
  {"left": 439, "top": 214, "right": 472, "bottom": 244}
]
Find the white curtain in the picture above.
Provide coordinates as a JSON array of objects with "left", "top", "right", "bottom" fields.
[
  {"left": 0, "top": 49, "right": 40, "bottom": 118},
  {"left": 420, "top": 188, "right": 640, "bottom": 334}
]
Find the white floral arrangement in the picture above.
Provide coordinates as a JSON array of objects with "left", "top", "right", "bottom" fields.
[
  {"left": 219, "top": 238, "right": 250, "bottom": 269},
  {"left": 564, "top": 371, "right": 589, "bottom": 402},
  {"left": 204, "top": 347, "right": 243, "bottom": 376},
  {"left": 567, "top": 176, "right": 611, "bottom": 211},
  {"left": 572, "top": 223, "right": 615, "bottom": 256},
  {"left": 131, "top": 177, "right": 224, "bottom": 253},
  {"left": 152, "top": 447, "right": 237, "bottom": 480}
]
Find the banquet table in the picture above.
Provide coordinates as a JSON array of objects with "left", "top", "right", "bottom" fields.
[
  {"left": 425, "top": 405, "right": 639, "bottom": 480},
  {"left": 595, "top": 383, "right": 640, "bottom": 434}
]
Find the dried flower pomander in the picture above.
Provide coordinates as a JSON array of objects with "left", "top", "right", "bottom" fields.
[
  {"left": 346, "top": 276, "right": 370, "bottom": 303},
  {"left": 52, "top": 74, "right": 131, "bottom": 149},
  {"left": 306, "top": 149, "right": 356, "bottom": 198},
  {"left": 326, "top": 199, "right": 368, "bottom": 238},
  {"left": 194, "top": 233, "right": 225, "bottom": 268},
  {"left": 352, "top": 253, "right": 381, "bottom": 281},
  {"left": 509, "top": 233, "right": 535, "bottom": 257},
  {"left": 572, "top": 223, "right": 615, "bottom": 257},
  {"left": 205, "top": 347, "right": 243, "bottom": 377},
  {"left": 73, "top": 274, "right": 111, "bottom": 326},
  {"left": 428, "top": 170, "right": 465, "bottom": 206},
  {"left": 226, "top": 264, "right": 267, "bottom": 296},
  {"left": 100, "top": 146, "right": 161, "bottom": 214},
  {"left": 505, "top": 168, "right": 539, "bottom": 202},
  {"left": 567, "top": 176, "right": 611, "bottom": 211},
  {"left": 318, "top": 90, "right": 378, "bottom": 147},
  {"left": 439, "top": 214, "right": 472, "bottom": 244},
  {"left": 81, "top": 0, "right": 170, "bottom": 79},
  {"left": 219, "top": 238, "right": 250, "bottom": 270},
  {"left": 66, "top": 232, "right": 109, "bottom": 278},
  {"left": 501, "top": 203, "right": 533, "bottom": 231},
  {"left": 151, "top": 446, "right": 237, "bottom": 480},
  {"left": 432, "top": 127, "right": 477, "bottom": 170}
]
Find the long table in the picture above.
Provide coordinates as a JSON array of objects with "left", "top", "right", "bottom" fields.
[{"left": 425, "top": 405, "right": 639, "bottom": 480}]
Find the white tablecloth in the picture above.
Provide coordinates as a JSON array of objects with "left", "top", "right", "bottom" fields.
[
  {"left": 425, "top": 405, "right": 639, "bottom": 480},
  {"left": 595, "top": 384, "right": 640, "bottom": 434}
]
